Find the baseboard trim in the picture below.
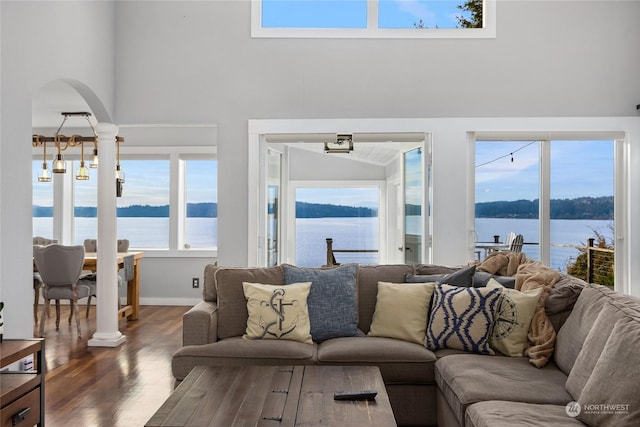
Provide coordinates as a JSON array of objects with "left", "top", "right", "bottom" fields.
[{"left": 138, "top": 297, "right": 201, "bottom": 306}]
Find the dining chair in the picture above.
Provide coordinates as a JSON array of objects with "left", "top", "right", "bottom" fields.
[
  {"left": 509, "top": 234, "right": 524, "bottom": 252},
  {"left": 33, "top": 244, "right": 92, "bottom": 337},
  {"left": 32, "top": 236, "right": 58, "bottom": 324},
  {"left": 503, "top": 232, "right": 517, "bottom": 248}
]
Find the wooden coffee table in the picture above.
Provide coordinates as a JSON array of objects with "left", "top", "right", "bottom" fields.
[{"left": 146, "top": 365, "right": 397, "bottom": 427}]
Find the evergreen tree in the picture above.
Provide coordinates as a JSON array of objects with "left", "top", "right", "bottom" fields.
[{"left": 457, "top": 0, "right": 483, "bottom": 28}]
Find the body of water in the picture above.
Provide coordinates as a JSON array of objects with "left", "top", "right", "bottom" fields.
[
  {"left": 34, "top": 217, "right": 613, "bottom": 272},
  {"left": 34, "top": 217, "right": 218, "bottom": 249},
  {"left": 476, "top": 218, "right": 613, "bottom": 271}
]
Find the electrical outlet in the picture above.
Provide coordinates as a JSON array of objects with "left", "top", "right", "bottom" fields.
[{"left": 192, "top": 278, "right": 200, "bottom": 288}]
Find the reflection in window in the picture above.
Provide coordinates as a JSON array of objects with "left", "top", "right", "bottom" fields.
[
  {"left": 475, "top": 140, "right": 615, "bottom": 275},
  {"left": 116, "top": 160, "right": 170, "bottom": 248},
  {"left": 257, "top": 0, "right": 487, "bottom": 36},
  {"left": 32, "top": 161, "right": 54, "bottom": 239},
  {"left": 475, "top": 141, "right": 540, "bottom": 261},
  {"left": 72, "top": 160, "right": 171, "bottom": 248},
  {"left": 379, "top": 0, "right": 479, "bottom": 29},
  {"left": 295, "top": 187, "right": 379, "bottom": 267},
  {"left": 184, "top": 159, "right": 217, "bottom": 249},
  {"left": 550, "top": 140, "right": 614, "bottom": 282},
  {"left": 262, "top": 0, "right": 367, "bottom": 28}
]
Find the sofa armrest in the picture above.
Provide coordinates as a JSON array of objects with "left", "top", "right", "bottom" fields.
[{"left": 182, "top": 300, "right": 218, "bottom": 346}]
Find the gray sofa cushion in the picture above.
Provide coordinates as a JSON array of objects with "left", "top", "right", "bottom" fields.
[
  {"left": 415, "top": 264, "right": 460, "bottom": 275},
  {"left": 215, "top": 266, "right": 285, "bottom": 339},
  {"left": 356, "top": 264, "right": 415, "bottom": 334},
  {"left": 171, "top": 336, "right": 317, "bottom": 381},
  {"left": 283, "top": 264, "right": 359, "bottom": 342},
  {"left": 545, "top": 275, "right": 585, "bottom": 332},
  {"left": 565, "top": 302, "right": 628, "bottom": 400},
  {"left": 472, "top": 271, "right": 516, "bottom": 288},
  {"left": 202, "top": 264, "right": 218, "bottom": 302},
  {"left": 317, "top": 336, "right": 437, "bottom": 384},
  {"left": 577, "top": 316, "right": 640, "bottom": 427},
  {"left": 555, "top": 284, "right": 620, "bottom": 375},
  {"left": 406, "top": 264, "right": 476, "bottom": 287},
  {"left": 435, "top": 354, "right": 572, "bottom": 426},
  {"left": 466, "top": 401, "right": 584, "bottom": 427}
]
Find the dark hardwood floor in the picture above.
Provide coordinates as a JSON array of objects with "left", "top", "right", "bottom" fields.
[{"left": 34, "top": 305, "right": 190, "bottom": 427}]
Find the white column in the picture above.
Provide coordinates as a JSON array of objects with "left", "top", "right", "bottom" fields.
[{"left": 88, "top": 123, "right": 126, "bottom": 347}]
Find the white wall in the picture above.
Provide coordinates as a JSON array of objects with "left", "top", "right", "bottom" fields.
[
  {"left": 133, "top": 256, "right": 208, "bottom": 306},
  {"left": 0, "top": 1, "right": 116, "bottom": 338}
]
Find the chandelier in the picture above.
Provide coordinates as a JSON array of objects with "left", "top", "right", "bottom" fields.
[{"left": 32, "top": 112, "right": 125, "bottom": 196}]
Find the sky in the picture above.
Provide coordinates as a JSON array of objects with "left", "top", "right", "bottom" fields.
[
  {"left": 296, "top": 187, "right": 380, "bottom": 208},
  {"left": 262, "top": 0, "right": 468, "bottom": 29},
  {"left": 475, "top": 140, "right": 614, "bottom": 203},
  {"left": 34, "top": 140, "right": 614, "bottom": 209},
  {"left": 33, "top": 159, "right": 217, "bottom": 207}
]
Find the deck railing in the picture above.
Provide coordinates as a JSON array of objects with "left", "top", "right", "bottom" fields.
[
  {"left": 586, "top": 238, "right": 614, "bottom": 286},
  {"left": 325, "top": 238, "right": 378, "bottom": 267}
]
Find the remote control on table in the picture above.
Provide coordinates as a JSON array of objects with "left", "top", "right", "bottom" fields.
[{"left": 333, "top": 390, "right": 378, "bottom": 401}]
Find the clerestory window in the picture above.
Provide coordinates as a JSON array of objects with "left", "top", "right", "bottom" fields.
[{"left": 252, "top": 0, "right": 495, "bottom": 38}]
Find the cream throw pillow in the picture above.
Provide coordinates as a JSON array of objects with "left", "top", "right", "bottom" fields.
[
  {"left": 242, "top": 281, "right": 313, "bottom": 344},
  {"left": 487, "top": 278, "right": 543, "bottom": 357},
  {"left": 368, "top": 281, "right": 436, "bottom": 345}
]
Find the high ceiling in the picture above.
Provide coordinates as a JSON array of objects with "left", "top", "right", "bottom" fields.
[{"left": 32, "top": 81, "right": 95, "bottom": 130}]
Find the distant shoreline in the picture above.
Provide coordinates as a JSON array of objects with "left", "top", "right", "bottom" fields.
[{"left": 32, "top": 196, "right": 614, "bottom": 221}]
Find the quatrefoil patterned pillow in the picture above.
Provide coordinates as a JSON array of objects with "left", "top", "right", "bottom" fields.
[{"left": 426, "top": 284, "right": 502, "bottom": 355}]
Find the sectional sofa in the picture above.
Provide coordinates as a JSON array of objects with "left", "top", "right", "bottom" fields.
[{"left": 171, "top": 259, "right": 640, "bottom": 427}]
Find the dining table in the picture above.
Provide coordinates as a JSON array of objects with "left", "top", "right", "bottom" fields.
[
  {"left": 474, "top": 242, "right": 509, "bottom": 260},
  {"left": 83, "top": 251, "right": 145, "bottom": 321}
]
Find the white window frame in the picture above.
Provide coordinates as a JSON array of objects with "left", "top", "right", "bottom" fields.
[
  {"left": 471, "top": 132, "right": 626, "bottom": 292},
  {"left": 32, "top": 146, "right": 218, "bottom": 258},
  {"left": 251, "top": 0, "right": 496, "bottom": 39}
]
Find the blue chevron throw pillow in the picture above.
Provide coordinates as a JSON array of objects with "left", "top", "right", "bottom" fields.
[{"left": 426, "top": 284, "right": 502, "bottom": 355}]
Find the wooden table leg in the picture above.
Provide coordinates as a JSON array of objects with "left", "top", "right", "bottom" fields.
[{"left": 127, "top": 261, "right": 140, "bottom": 320}]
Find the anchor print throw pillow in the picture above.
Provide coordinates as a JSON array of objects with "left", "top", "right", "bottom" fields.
[{"left": 243, "top": 281, "right": 313, "bottom": 344}]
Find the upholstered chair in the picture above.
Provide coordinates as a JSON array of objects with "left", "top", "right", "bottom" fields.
[
  {"left": 33, "top": 244, "right": 91, "bottom": 337},
  {"left": 32, "top": 236, "right": 58, "bottom": 323}
]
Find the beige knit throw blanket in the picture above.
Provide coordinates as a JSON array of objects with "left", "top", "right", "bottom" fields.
[
  {"left": 515, "top": 262, "right": 562, "bottom": 368},
  {"left": 477, "top": 251, "right": 530, "bottom": 276}
]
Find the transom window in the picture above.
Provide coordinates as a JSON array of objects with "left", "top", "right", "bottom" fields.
[{"left": 252, "top": 0, "right": 495, "bottom": 38}]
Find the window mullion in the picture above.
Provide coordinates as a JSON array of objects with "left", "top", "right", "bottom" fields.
[
  {"left": 368, "top": 0, "right": 379, "bottom": 30},
  {"left": 539, "top": 140, "right": 551, "bottom": 266},
  {"left": 170, "top": 154, "right": 183, "bottom": 250}
]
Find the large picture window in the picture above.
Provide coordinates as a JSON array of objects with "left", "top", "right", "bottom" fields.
[
  {"left": 32, "top": 154, "right": 216, "bottom": 253},
  {"left": 253, "top": 0, "right": 495, "bottom": 38},
  {"left": 475, "top": 139, "right": 615, "bottom": 281}
]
